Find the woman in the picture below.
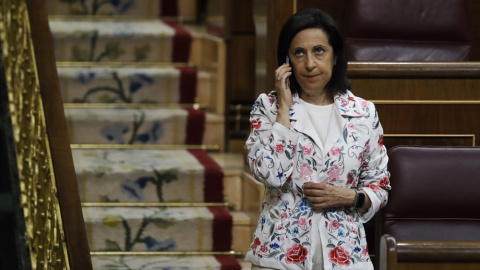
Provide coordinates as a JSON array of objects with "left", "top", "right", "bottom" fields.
[{"left": 245, "top": 8, "right": 390, "bottom": 270}]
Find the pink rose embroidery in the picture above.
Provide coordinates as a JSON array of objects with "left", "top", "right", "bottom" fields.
[
  {"left": 341, "top": 99, "right": 348, "bottom": 106},
  {"left": 329, "top": 246, "right": 351, "bottom": 266},
  {"left": 258, "top": 245, "right": 269, "bottom": 256},
  {"left": 297, "top": 218, "right": 307, "bottom": 229},
  {"left": 327, "top": 165, "right": 341, "bottom": 182},
  {"left": 347, "top": 123, "right": 356, "bottom": 130},
  {"left": 361, "top": 100, "right": 369, "bottom": 108},
  {"left": 285, "top": 243, "right": 308, "bottom": 264},
  {"left": 300, "top": 163, "right": 313, "bottom": 181},
  {"left": 275, "top": 143, "right": 284, "bottom": 153},
  {"left": 302, "top": 145, "right": 313, "bottom": 156},
  {"left": 379, "top": 177, "right": 390, "bottom": 188},
  {"left": 362, "top": 247, "right": 369, "bottom": 257},
  {"left": 275, "top": 222, "right": 286, "bottom": 235},
  {"left": 347, "top": 216, "right": 354, "bottom": 223},
  {"left": 252, "top": 120, "right": 262, "bottom": 130},
  {"left": 349, "top": 226, "right": 358, "bottom": 238},
  {"left": 330, "top": 146, "right": 341, "bottom": 156},
  {"left": 329, "top": 220, "right": 340, "bottom": 230},
  {"left": 280, "top": 212, "right": 288, "bottom": 221},
  {"left": 250, "top": 237, "right": 261, "bottom": 250}
]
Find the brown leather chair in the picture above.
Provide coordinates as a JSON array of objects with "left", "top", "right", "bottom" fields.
[
  {"left": 342, "top": 0, "right": 472, "bottom": 61},
  {"left": 379, "top": 146, "right": 480, "bottom": 269}
]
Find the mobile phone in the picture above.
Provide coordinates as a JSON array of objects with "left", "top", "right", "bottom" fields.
[{"left": 285, "top": 56, "right": 290, "bottom": 88}]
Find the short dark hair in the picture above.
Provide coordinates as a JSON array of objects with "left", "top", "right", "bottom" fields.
[{"left": 277, "top": 8, "right": 350, "bottom": 95}]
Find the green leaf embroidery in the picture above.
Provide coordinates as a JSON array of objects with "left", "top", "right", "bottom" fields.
[
  {"left": 343, "top": 128, "right": 348, "bottom": 143},
  {"left": 150, "top": 217, "right": 176, "bottom": 229},
  {"left": 104, "top": 239, "right": 122, "bottom": 251},
  {"left": 134, "top": 44, "right": 151, "bottom": 62}
]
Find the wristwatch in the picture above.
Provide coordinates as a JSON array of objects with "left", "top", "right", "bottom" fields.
[{"left": 353, "top": 188, "right": 366, "bottom": 210}]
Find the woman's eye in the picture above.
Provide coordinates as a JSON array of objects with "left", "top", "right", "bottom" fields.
[
  {"left": 294, "top": 50, "right": 304, "bottom": 56},
  {"left": 315, "top": 47, "right": 325, "bottom": 54}
]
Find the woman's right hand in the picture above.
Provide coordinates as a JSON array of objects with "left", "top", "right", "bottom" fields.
[{"left": 274, "top": 63, "right": 292, "bottom": 128}]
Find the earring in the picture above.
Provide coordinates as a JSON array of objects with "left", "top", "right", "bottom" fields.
[{"left": 334, "top": 62, "right": 337, "bottom": 67}]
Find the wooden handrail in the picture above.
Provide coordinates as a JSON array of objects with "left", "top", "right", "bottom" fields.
[
  {"left": 25, "top": 0, "right": 93, "bottom": 269},
  {"left": 348, "top": 62, "right": 480, "bottom": 78},
  {"left": 379, "top": 235, "right": 398, "bottom": 270},
  {"left": 397, "top": 240, "right": 480, "bottom": 263},
  {"left": 380, "top": 234, "right": 480, "bottom": 270}
]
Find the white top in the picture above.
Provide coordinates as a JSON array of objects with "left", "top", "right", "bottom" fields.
[
  {"left": 299, "top": 98, "right": 334, "bottom": 147},
  {"left": 299, "top": 99, "right": 334, "bottom": 269}
]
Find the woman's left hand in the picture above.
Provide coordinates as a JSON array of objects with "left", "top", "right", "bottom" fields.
[{"left": 303, "top": 183, "right": 356, "bottom": 210}]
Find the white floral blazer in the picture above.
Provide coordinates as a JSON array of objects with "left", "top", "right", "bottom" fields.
[{"left": 245, "top": 90, "right": 391, "bottom": 270}]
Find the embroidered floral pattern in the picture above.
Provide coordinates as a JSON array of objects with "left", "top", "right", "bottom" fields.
[
  {"left": 275, "top": 143, "right": 285, "bottom": 153},
  {"left": 300, "top": 163, "right": 313, "bottom": 181},
  {"left": 330, "top": 146, "right": 341, "bottom": 156},
  {"left": 285, "top": 243, "right": 308, "bottom": 264},
  {"left": 329, "top": 246, "right": 351, "bottom": 266},
  {"left": 252, "top": 119, "right": 262, "bottom": 130},
  {"left": 327, "top": 165, "right": 341, "bottom": 182},
  {"left": 302, "top": 144, "right": 313, "bottom": 156},
  {"left": 246, "top": 90, "right": 390, "bottom": 268}
]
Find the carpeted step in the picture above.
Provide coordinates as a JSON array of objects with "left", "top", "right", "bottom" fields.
[
  {"left": 91, "top": 255, "right": 242, "bottom": 270},
  {"left": 73, "top": 149, "right": 224, "bottom": 203},
  {"left": 83, "top": 206, "right": 232, "bottom": 252},
  {"left": 47, "top": 0, "right": 197, "bottom": 20},
  {"left": 57, "top": 65, "right": 198, "bottom": 104},
  {"left": 64, "top": 106, "right": 218, "bottom": 145},
  {"left": 50, "top": 18, "right": 192, "bottom": 62}
]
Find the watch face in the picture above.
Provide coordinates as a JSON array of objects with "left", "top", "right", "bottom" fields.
[
  {"left": 354, "top": 191, "right": 366, "bottom": 209},
  {"left": 358, "top": 192, "right": 366, "bottom": 208}
]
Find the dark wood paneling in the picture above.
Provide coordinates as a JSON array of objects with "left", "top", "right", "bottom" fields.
[
  {"left": 297, "top": 0, "right": 346, "bottom": 27},
  {"left": 351, "top": 79, "right": 480, "bottom": 100},
  {"left": 265, "top": 0, "right": 296, "bottom": 92},
  {"left": 466, "top": 0, "right": 480, "bottom": 61},
  {"left": 228, "top": 35, "right": 256, "bottom": 102},
  {"left": 25, "top": 0, "right": 93, "bottom": 269},
  {"left": 376, "top": 104, "right": 480, "bottom": 147}
]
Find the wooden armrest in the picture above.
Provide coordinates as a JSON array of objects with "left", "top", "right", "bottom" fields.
[{"left": 380, "top": 234, "right": 480, "bottom": 270}]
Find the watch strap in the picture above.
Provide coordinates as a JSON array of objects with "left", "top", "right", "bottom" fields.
[{"left": 353, "top": 188, "right": 366, "bottom": 210}]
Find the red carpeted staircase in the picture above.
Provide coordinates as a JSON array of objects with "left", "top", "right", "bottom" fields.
[{"left": 47, "top": 0, "right": 243, "bottom": 268}]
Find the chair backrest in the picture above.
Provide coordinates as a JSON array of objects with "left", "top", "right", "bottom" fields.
[
  {"left": 342, "top": 0, "right": 472, "bottom": 61},
  {"left": 383, "top": 146, "right": 480, "bottom": 241}
]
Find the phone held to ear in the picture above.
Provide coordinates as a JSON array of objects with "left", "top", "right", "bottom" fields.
[{"left": 286, "top": 56, "right": 290, "bottom": 89}]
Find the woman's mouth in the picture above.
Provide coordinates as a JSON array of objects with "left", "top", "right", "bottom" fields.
[{"left": 305, "top": 75, "right": 319, "bottom": 79}]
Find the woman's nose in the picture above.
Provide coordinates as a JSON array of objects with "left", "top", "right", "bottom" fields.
[{"left": 305, "top": 54, "right": 315, "bottom": 71}]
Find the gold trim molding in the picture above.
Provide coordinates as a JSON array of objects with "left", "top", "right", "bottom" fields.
[
  {"left": 0, "top": 0, "right": 70, "bottom": 269},
  {"left": 90, "top": 250, "right": 242, "bottom": 256},
  {"left": 56, "top": 61, "right": 195, "bottom": 68},
  {"left": 64, "top": 103, "right": 206, "bottom": 110},
  {"left": 82, "top": 202, "right": 229, "bottom": 207},
  {"left": 70, "top": 144, "right": 221, "bottom": 151}
]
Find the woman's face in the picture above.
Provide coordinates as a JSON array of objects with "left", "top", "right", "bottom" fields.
[{"left": 289, "top": 28, "right": 335, "bottom": 95}]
